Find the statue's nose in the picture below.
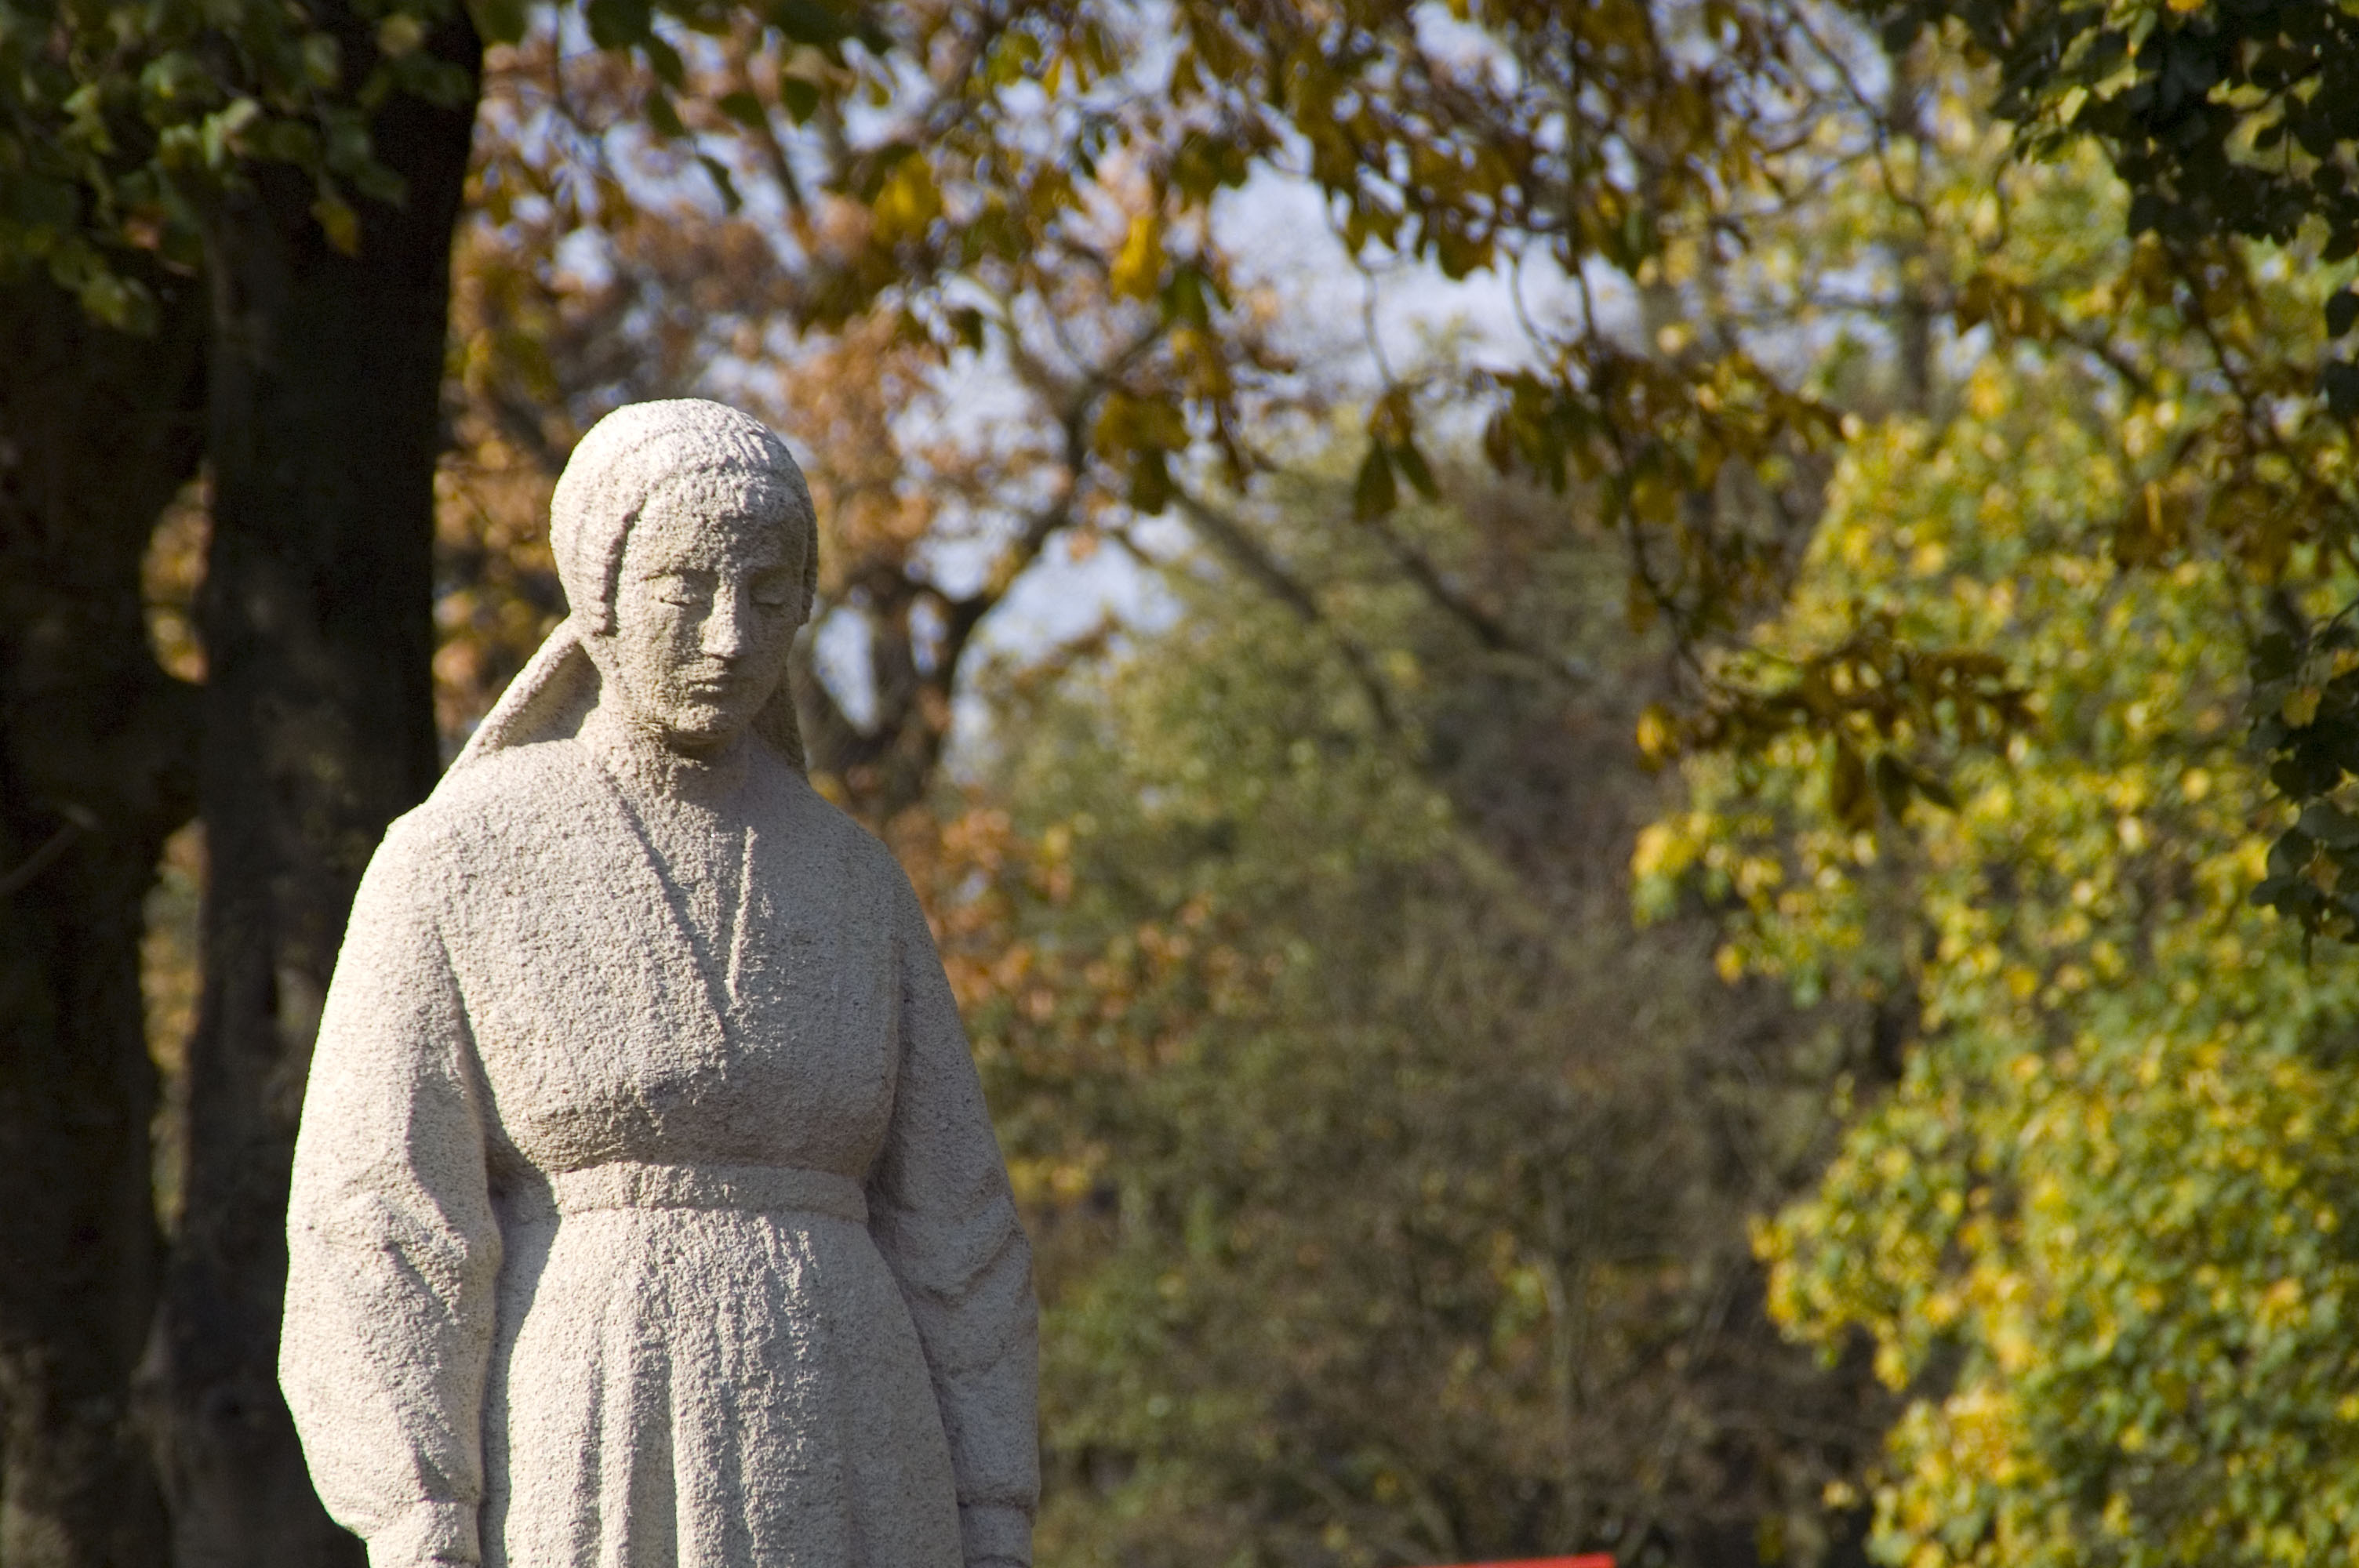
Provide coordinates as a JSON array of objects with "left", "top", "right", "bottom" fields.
[{"left": 701, "top": 586, "right": 754, "bottom": 659}]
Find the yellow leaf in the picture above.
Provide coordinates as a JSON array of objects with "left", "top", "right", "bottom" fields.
[
  {"left": 1635, "top": 703, "right": 1677, "bottom": 766},
  {"left": 1110, "top": 212, "right": 1161, "bottom": 299},
  {"left": 872, "top": 157, "right": 941, "bottom": 243},
  {"left": 376, "top": 12, "right": 425, "bottom": 56},
  {"left": 312, "top": 195, "right": 359, "bottom": 256},
  {"left": 1966, "top": 361, "right": 2008, "bottom": 419},
  {"left": 1632, "top": 820, "right": 1681, "bottom": 878}
]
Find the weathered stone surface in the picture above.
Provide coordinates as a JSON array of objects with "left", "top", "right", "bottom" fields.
[{"left": 280, "top": 401, "right": 1038, "bottom": 1568}]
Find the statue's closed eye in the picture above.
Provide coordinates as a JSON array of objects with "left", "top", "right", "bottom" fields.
[{"left": 645, "top": 571, "right": 713, "bottom": 608}]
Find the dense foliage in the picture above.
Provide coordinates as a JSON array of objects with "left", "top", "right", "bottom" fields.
[
  {"left": 1858, "top": 0, "right": 2359, "bottom": 937},
  {"left": 1641, "top": 117, "right": 2359, "bottom": 1566},
  {"left": 1876, "top": 1, "right": 2359, "bottom": 296},
  {"left": 11, "top": 0, "right": 2011, "bottom": 779},
  {"left": 0, "top": 0, "right": 475, "bottom": 325}
]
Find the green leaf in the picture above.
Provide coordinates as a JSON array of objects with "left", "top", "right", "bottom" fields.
[
  {"left": 312, "top": 193, "right": 360, "bottom": 256},
  {"left": 351, "top": 162, "right": 407, "bottom": 204},
  {"left": 643, "top": 89, "right": 685, "bottom": 140},
  {"left": 1160, "top": 266, "right": 1210, "bottom": 328},
  {"left": 464, "top": 0, "right": 529, "bottom": 46},
  {"left": 770, "top": 0, "right": 852, "bottom": 47},
  {"left": 717, "top": 90, "right": 767, "bottom": 129},
  {"left": 1873, "top": 753, "right": 1912, "bottom": 821},
  {"left": 376, "top": 13, "right": 427, "bottom": 58},
  {"left": 257, "top": 119, "right": 318, "bottom": 165},
  {"left": 778, "top": 75, "right": 821, "bottom": 123},
  {"left": 1128, "top": 447, "right": 1173, "bottom": 514},
  {"left": 1393, "top": 439, "right": 1439, "bottom": 502},
  {"left": 585, "top": 0, "right": 652, "bottom": 50},
  {"left": 1828, "top": 742, "right": 1870, "bottom": 830},
  {"left": 300, "top": 34, "right": 342, "bottom": 90},
  {"left": 2267, "top": 826, "right": 2315, "bottom": 880},
  {"left": 698, "top": 154, "right": 741, "bottom": 213},
  {"left": 2325, "top": 360, "right": 2359, "bottom": 421},
  {"left": 2329, "top": 288, "right": 2359, "bottom": 341},
  {"left": 643, "top": 34, "right": 685, "bottom": 89},
  {"left": 1352, "top": 444, "right": 1397, "bottom": 521},
  {"left": 2301, "top": 802, "right": 2359, "bottom": 848}
]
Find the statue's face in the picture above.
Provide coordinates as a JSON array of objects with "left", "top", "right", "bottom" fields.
[{"left": 593, "top": 477, "right": 806, "bottom": 755}]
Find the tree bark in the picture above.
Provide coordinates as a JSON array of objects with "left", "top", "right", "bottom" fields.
[
  {"left": 0, "top": 267, "right": 208, "bottom": 1567},
  {"left": 152, "top": 13, "right": 480, "bottom": 1566}
]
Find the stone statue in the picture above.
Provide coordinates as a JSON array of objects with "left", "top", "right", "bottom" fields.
[{"left": 280, "top": 401, "right": 1038, "bottom": 1568}]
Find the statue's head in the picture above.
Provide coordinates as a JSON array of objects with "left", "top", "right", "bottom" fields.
[{"left": 551, "top": 401, "right": 816, "bottom": 757}]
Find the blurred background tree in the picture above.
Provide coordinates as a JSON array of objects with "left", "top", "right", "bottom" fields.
[
  {"left": 929, "top": 464, "right": 1892, "bottom": 1566},
  {"left": 3, "top": 0, "right": 481, "bottom": 1555}
]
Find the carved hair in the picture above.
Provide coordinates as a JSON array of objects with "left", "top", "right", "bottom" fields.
[{"left": 449, "top": 400, "right": 817, "bottom": 775}]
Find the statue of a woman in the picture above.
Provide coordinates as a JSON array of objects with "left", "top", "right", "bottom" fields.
[{"left": 280, "top": 401, "right": 1038, "bottom": 1568}]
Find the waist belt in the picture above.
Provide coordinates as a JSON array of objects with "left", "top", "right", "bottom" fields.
[{"left": 506, "top": 1160, "right": 869, "bottom": 1225}]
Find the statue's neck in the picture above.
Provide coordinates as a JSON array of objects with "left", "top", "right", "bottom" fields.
[{"left": 580, "top": 702, "right": 751, "bottom": 808}]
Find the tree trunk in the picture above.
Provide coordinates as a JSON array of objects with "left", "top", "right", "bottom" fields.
[
  {"left": 152, "top": 14, "right": 480, "bottom": 1565},
  {"left": 0, "top": 268, "right": 208, "bottom": 1567}
]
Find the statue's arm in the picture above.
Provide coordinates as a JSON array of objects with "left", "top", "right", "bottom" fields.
[
  {"left": 867, "top": 873, "right": 1041, "bottom": 1568},
  {"left": 280, "top": 840, "right": 501, "bottom": 1568}
]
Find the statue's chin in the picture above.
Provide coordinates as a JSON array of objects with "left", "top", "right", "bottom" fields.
[
  {"left": 587, "top": 665, "right": 780, "bottom": 758},
  {"left": 600, "top": 695, "right": 753, "bottom": 758},
  {"left": 652, "top": 714, "right": 754, "bottom": 757}
]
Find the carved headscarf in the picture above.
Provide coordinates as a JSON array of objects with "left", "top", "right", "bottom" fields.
[{"left": 449, "top": 399, "right": 817, "bottom": 775}]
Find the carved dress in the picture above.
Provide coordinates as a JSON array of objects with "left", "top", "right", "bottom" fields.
[{"left": 280, "top": 722, "right": 1037, "bottom": 1568}]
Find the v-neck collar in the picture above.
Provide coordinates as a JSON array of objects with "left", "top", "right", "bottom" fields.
[{"left": 572, "top": 738, "right": 744, "bottom": 1047}]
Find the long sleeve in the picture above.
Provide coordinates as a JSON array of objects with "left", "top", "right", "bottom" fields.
[
  {"left": 281, "top": 840, "right": 502, "bottom": 1568},
  {"left": 867, "top": 877, "right": 1041, "bottom": 1568}
]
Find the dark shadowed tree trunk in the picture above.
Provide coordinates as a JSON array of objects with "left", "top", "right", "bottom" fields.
[
  {"left": 151, "top": 11, "right": 480, "bottom": 1565},
  {"left": 0, "top": 267, "right": 207, "bottom": 1567}
]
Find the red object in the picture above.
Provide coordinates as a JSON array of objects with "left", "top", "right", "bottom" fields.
[{"left": 1445, "top": 1559, "right": 1616, "bottom": 1567}]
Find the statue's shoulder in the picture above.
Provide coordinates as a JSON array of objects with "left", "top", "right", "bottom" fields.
[
  {"left": 376, "top": 741, "right": 605, "bottom": 873},
  {"left": 765, "top": 765, "right": 918, "bottom": 898}
]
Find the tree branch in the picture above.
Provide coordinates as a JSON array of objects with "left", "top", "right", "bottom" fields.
[{"left": 1172, "top": 486, "right": 1401, "bottom": 733}]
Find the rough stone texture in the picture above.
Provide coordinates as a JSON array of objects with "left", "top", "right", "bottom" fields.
[{"left": 279, "top": 401, "right": 1038, "bottom": 1568}]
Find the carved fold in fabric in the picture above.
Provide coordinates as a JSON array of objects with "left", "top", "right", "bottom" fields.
[{"left": 279, "top": 733, "right": 1039, "bottom": 1568}]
